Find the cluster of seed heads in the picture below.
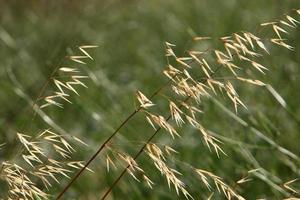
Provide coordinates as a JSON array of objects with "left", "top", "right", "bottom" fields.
[{"left": 1, "top": 9, "right": 300, "bottom": 200}]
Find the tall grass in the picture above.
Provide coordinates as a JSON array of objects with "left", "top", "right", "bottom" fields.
[{"left": 1, "top": 2, "right": 300, "bottom": 199}]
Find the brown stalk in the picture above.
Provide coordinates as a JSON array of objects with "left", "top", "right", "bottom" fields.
[
  {"left": 56, "top": 78, "right": 173, "bottom": 199},
  {"left": 56, "top": 43, "right": 204, "bottom": 199},
  {"left": 100, "top": 108, "right": 176, "bottom": 200},
  {"left": 100, "top": 67, "right": 221, "bottom": 200}
]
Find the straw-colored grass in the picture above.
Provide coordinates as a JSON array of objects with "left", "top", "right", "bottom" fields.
[{"left": 1, "top": 6, "right": 300, "bottom": 200}]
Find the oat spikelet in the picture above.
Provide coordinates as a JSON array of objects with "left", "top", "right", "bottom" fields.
[
  {"left": 194, "top": 168, "right": 245, "bottom": 200},
  {"left": 136, "top": 91, "right": 155, "bottom": 108},
  {"left": 193, "top": 36, "right": 211, "bottom": 41},
  {"left": 165, "top": 41, "right": 177, "bottom": 57},
  {"left": 163, "top": 64, "right": 182, "bottom": 82},
  {"left": 169, "top": 101, "right": 185, "bottom": 126},
  {"left": 147, "top": 113, "right": 179, "bottom": 138},
  {"left": 1, "top": 130, "right": 88, "bottom": 199},
  {"left": 145, "top": 144, "right": 193, "bottom": 199},
  {"left": 283, "top": 178, "right": 299, "bottom": 194},
  {"left": 237, "top": 77, "right": 266, "bottom": 86},
  {"left": 40, "top": 45, "right": 97, "bottom": 108}
]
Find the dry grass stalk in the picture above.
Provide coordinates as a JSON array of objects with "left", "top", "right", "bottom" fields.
[
  {"left": 145, "top": 143, "right": 193, "bottom": 199},
  {"left": 3, "top": 9, "right": 297, "bottom": 200},
  {"left": 1, "top": 130, "right": 87, "bottom": 199},
  {"left": 194, "top": 168, "right": 245, "bottom": 200},
  {"left": 40, "top": 45, "right": 97, "bottom": 108},
  {"left": 1, "top": 46, "right": 97, "bottom": 199},
  {"left": 98, "top": 9, "right": 300, "bottom": 200}
]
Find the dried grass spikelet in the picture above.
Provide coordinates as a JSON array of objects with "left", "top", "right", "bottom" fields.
[
  {"left": 169, "top": 101, "right": 185, "bottom": 126},
  {"left": 176, "top": 57, "right": 193, "bottom": 69},
  {"left": 145, "top": 143, "right": 193, "bottom": 199},
  {"left": 40, "top": 45, "right": 97, "bottom": 108},
  {"left": 142, "top": 174, "right": 155, "bottom": 189},
  {"left": 120, "top": 10, "right": 300, "bottom": 199},
  {"left": 1, "top": 162, "right": 49, "bottom": 199},
  {"left": 135, "top": 91, "right": 155, "bottom": 109},
  {"left": 236, "top": 77, "right": 266, "bottom": 86},
  {"left": 166, "top": 99, "right": 226, "bottom": 157},
  {"left": 283, "top": 178, "right": 299, "bottom": 194},
  {"left": 193, "top": 36, "right": 211, "bottom": 41},
  {"left": 270, "top": 38, "right": 294, "bottom": 51},
  {"left": 150, "top": 6, "right": 298, "bottom": 160},
  {"left": 1, "top": 130, "right": 88, "bottom": 199},
  {"left": 105, "top": 147, "right": 154, "bottom": 188},
  {"left": 194, "top": 168, "right": 245, "bottom": 200},
  {"left": 261, "top": 11, "right": 300, "bottom": 50},
  {"left": 224, "top": 81, "right": 247, "bottom": 114},
  {"left": 171, "top": 78, "right": 207, "bottom": 102},
  {"left": 146, "top": 113, "right": 179, "bottom": 139},
  {"left": 57, "top": 9, "right": 300, "bottom": 200},
  {"left": 218, "top": 33, "right": 270, "bottom": 75},
  {"left": 197, "top": 125, "right": 226, "bottom": 157},
  {"left": 165, "top": 41, "right": 177, "bottom": 57},
  {"left": 163, "top": 64, "right": 182, "bottom": 82},
  {"left": 168, "top": 50, "right": 249, "bottom": 116},
  {"left": 179, "top": 101, "right": 203, "bottom": 121},
  {"left": 116, "top": 152, "right": 144, "bottom": 182},
  {"left": 164, "top": 145, "right": 179, "bottom": 155},
  {"left": 106, "top": 154, "right": 117, "bottom": 172}
]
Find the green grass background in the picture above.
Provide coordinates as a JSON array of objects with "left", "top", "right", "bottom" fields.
[{"left": 1, "top": 0, "right": 300, "bottom": 199}]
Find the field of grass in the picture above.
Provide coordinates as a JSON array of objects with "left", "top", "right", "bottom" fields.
[{"left": 1, "top": 1, "right": 300, "bottom": 199}]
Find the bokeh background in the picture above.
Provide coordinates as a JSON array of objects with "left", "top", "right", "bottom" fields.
[{"left": 1, "top": 0, "right": 300, "bottom": 199}]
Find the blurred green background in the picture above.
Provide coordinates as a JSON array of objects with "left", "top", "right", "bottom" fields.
[{"left": 1, "top": 0, "right": 300, "bottom": 199}]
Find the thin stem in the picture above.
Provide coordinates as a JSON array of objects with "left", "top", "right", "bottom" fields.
[
  {"left": 100, "top": 67, "right": 221, "bottom": 200},
  {"left": 56, "top": 109, "right": 138, "bottom": 199},
  {"left": 56, "top": 78, "right": 172, "bottom": 199},
  {"left": 57, "top": 50, "right": 202, "bottom": 198},
  {"left": 100, "top": 109, "right": 177, "bottom": 200},
  {"left": 29, "top": 63, "right": 62, "bottom": 119},
  {"left": 21, "top": 53, "right": 66, "bottom": 132}
]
